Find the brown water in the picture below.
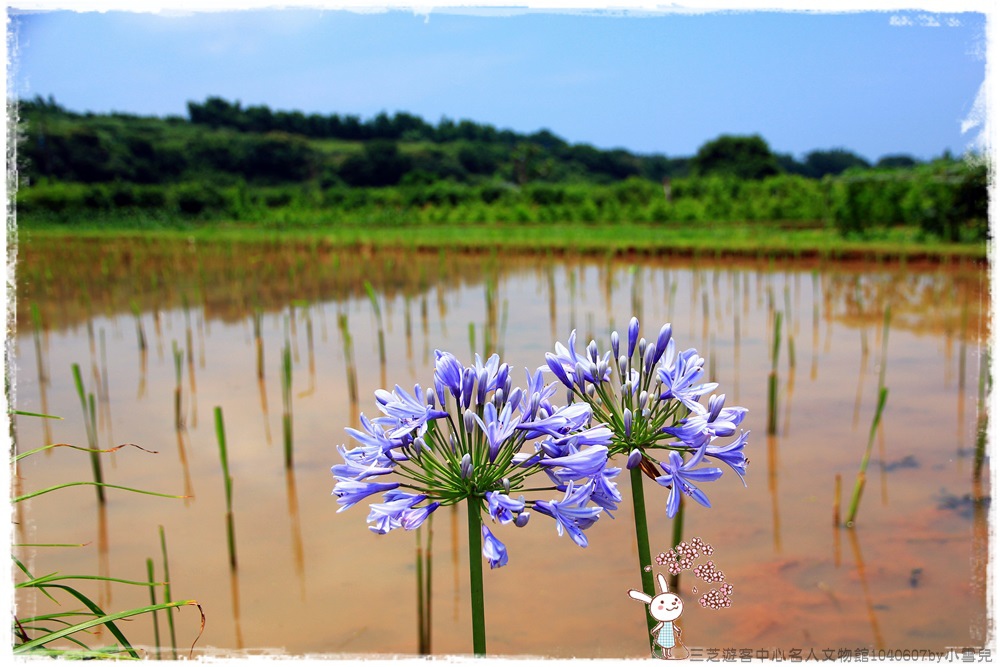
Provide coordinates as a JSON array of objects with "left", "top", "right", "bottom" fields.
[{"left": 11, "top": 235, "right": 991, "bottom": 658}]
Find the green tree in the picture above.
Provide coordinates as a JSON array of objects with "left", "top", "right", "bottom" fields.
[
  {"left": 875, "top": 154, "right": 918, "bottom": 169},
  {"left": 803, "top": 149, "right": 870, "bottom": 178},
  {"left": 692, "top": 134, "right": 780, "bottom": 180}
]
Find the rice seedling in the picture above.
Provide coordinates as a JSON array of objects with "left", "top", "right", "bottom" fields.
[
  {"left": 253, "top": 309, "right": 265, "bottom": 382},
  {"left": 172, "top": 341, "right": 184, "bottom": 431},
  {"left": 130, "top": 300, "right": 147, "bottom": 352},
  {"left": 337, "top": 312, "right": 359, "bottom": 406},
  {"left": 844, "top": 385, "right": 889, "bottom": 527},
  {"left": 878, "top": 305, "right": 891, "bottom": 391},
  {"left": 364, "top": 280, "right": 387, "bottom": 386},
  {"left": 767, "top": 312, "right": 782, "bottom": 436},
  {"left": 29, "top": 304, "right": 53, "bottom": 447},
  {"left": 71, "top": 363, "right": 103, "bottom": 504},
  {"left": 281, "top": 336, "right": 294, "bottom": 470},
  {"left": 833, "top": 473, "right": 842, "bottom": 527},
  {"left": 415, "top": 518, "right": 434, "bottom": 654},
  {"left": 98, "top": 329, "right": 114, "bottom": 454},
  {"left": 302, "top": 304, "right": 316, "bottom": 397},
  {"left": 974, "top": 347, "right": 990, "bottom": 483},
  {"left": 214, "top": 406, "right": 238, "bottom": 570}
]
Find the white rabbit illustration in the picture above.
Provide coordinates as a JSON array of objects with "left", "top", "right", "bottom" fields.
[{"left": 628, "top": 573, "right": 689, "bottom": 659}]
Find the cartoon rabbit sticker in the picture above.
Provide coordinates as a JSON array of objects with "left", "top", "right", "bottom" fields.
[{"left": 628, "top": 573, "right": 689, "bottom": 659}]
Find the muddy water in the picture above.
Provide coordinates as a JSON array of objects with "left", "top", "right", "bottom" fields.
[{"left": 11, "top": 235, "right": 990, "bottom": 657}]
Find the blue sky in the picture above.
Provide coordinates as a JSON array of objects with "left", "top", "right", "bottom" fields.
[{"left": 8, "top": 6, "right": 989, "bottom": 162}]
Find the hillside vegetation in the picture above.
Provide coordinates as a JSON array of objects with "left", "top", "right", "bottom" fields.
[{"left": 13, "top": 96, "right": 990, "bottom": 248}]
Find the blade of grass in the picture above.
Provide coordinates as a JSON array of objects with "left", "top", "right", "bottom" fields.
[
  {"left": 159, "top": 525, "right": 178, "bottom": 659},
  {"left": 146, "top": 558, "right": 162, "bottom": 660},
  {"left": 14, "top": 481, "right": 187, "bottom": 504}
]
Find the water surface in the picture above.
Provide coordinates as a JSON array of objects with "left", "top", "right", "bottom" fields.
[{"left": 12, "top": 235, "right": 990, "bottom": 657}]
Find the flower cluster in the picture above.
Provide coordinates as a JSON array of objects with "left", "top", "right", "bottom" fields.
[
  {"left": 699, "top": 583, "right": 734, "bottom": 610},
  {"left": 693, "top": 560, "right": 725, "bottom": 583},
  {"left": 544, "top": 318, "right": 749, "bottom": 517},
  {"left": 332, "top": 350, "right": 621, "bottom": 567}
]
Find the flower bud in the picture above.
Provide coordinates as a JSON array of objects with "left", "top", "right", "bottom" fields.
[
  {"left": 638, "top": 337, "right": 648, "bottom": 361},
  {"left": 619, "top": 354, "right": 628, "bottom": 379},
  {"left": 587, "top": 340, "right": 599, "bottom": 363},
  {"left": 624, "top": 408, "right": 633, "bottom": 439},
  {"left": 460, "top": 453, "right": 473, "bottom": 479},
  {"left": 627, "top": 449, "right": 642, "bottom": 469},
  {"left": 494, "top": 387, "right": 505, "bottom": 407},
  {"left": 653, "top": 323, "right": 672, "bottom": 364},
  {"left": 502, "top": 478, "right": 511, "bottom": 495},
  {"left": 639, "top": 391, "right": 649, "bottom": 412},
  {"left": 461, "top": 368, "right": 475, "bottom": 409},
  {"left": 507, "top": 387, "right": 523, "bottom": 412},
  {"left": 514, "top": 512, "right": 530, "bottom": 528},
  {"left": 425, "top": 387, "right": 436, "bottom": 409},
  {"left": 627, "top": 317, "right": 639, "bottom": 359},
  {"left": 477, "top": 368, "right": 489, "bottom": 406},
  {"left": 643, "top": 343, "right": 656, "bottom": 373},
  {"left": 611, "top": 330, "right": 620, "bottom": 359},
  {"left": 528, "top": 392, "right": 541, "bottom": 419},
  {"left": 463, "top": 409, "right": 476, "bottom": 434},
  {"left": 495, "top": 364, "right": 510, "bottom": 395}
]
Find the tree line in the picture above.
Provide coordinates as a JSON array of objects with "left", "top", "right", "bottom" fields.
[
  {"left": 18, "top": 95, "right": 933, "bottom": 189},
  {"left": 14, "top": 95, "right": 988, "bottom": 242}
]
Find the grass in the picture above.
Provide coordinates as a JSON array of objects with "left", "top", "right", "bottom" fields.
[{"left": 17, "top": 219, "right": 986, "bottom": 262}]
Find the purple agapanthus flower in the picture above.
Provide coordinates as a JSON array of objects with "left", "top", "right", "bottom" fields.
[
  {"left": 376, "top": 384, "right": 449, "bottom": 439},
  {"left": 332, "top": 479, "right": 400, "bottom": 513},
  {"left": 589, "top": 466, "right": 623, "bottom": 516},
  {"left": 538, "top": 445, "right": 611, "bottom": 484},
  {"left": 331, "top": 445, "right": 395, "bottom": 481},
  {"left": 336, "top": 346, "right": 618, "bottom": 569},
  {"left": 533, "top": 481, "right": 604, "bottom": 547},
  {"left": 474, "top": 401, "right": 521, "bottom": 462},
  {"left": 538, "top": 317, "right": 750, "bottom": 525},
  {"left": 400, "top": 502, "right": 440, "bottom": 530},
  {"left": 516, "top": 402, "right": 592, "bottom": 439},
  {"left": 705, "top": 430, "right": 750, "bottom": 486},
  {"left": 663, "top": 393, "right": 748, "bottom": 447},
  {"left": 654, "top": 449, "right": 724, "bottom": 518},
  {"left": 657, "top": 342, "right": 719, "bottom": 412},
  {"left": 366, "top": 493, "right": 427, "bottom": 534},
  {"left": 482, "top": 524, "right": 509, "bottom": 569},
  {"left": 486, "top": 491, "right": 525, "bottom": 524}
]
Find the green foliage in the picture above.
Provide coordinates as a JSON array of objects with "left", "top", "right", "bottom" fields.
[
  {"left": 802, "top": 149, "right": 871, "bottom": 178},
  {"left": 14, "top": 97, "right": 989, "bottom": 244},
  {"left": 12, "top": 438, "right": 200, "bottom": 657},
  {"left": 829, "top": 161, "right": 988, "bottom": 242},
  {"left": 691, "top": 134, "right": 781, "bottom": 180}
]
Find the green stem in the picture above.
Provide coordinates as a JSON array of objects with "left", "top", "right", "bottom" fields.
[
  {"left": 669, "top": 497, "right": 685, "bottom": 591},
  {"left": 465, "top": 499, "right": 486, "bottom": 656},
  {"left": 628, "top": 466, "right": 657, "bottom": 649}
]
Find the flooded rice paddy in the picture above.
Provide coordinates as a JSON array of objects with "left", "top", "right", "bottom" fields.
[{"left": 10, "top": 235, "right": 991, "bottom": 658}]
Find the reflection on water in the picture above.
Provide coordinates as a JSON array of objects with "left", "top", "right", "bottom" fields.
[{"left": 11, "top": 235, "right": 989, "bottom": 657}]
